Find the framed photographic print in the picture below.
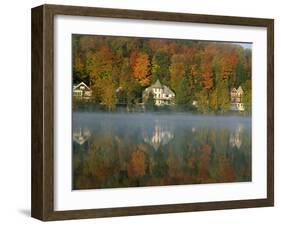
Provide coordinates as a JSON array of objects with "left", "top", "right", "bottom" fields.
[{"left": 31, "top": 4, "right": 274, "bottom": 221}]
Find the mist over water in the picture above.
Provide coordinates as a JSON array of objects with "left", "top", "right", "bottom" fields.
[{"left": 72, "top": 112, "right": 252, "bottom": 190}]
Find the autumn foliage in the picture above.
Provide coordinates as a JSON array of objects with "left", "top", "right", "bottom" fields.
[
  {"left": 73, "top": 125, "right": 251, "bottom": 189},
  {"left": 130, "top": 52, "right": 151, "bottom": 86},
  {"left": 127, "top": 145, "right": 147, "bottom": 178},
  {"left": 73, "top": 35, "right": 252, "bottom": 113}
]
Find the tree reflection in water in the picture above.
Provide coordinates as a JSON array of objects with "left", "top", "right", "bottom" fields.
[{"left": 72, "top": 113, "right": 251, "bottom": 190}]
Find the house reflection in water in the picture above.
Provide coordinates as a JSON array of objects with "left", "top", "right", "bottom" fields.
[
  {"left": 229, "top": 124, "right": 243, "bottom": 149},
  {"left": 143, "top": 120, "right": 174, "bottom": 150},
  {"left": 73, "top": 127, "right": 91, "bottom": 145}
]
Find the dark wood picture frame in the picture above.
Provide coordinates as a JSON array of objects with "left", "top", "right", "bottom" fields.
[{"left": 31, "top": 4, "right": 274, "bottom": 221}]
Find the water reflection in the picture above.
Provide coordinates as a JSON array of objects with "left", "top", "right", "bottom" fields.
[
  {"left": 229, "top": 124, "right": 243, "bottom": 149},
  {"left": 72, "top": 113, "right": 252, "bottom": 190},
  {"left": 73, "top": 127, "right": 91, "bottom": 145},
  {"left": 143, "top": 119, "right": 174, "bottom": 150}
]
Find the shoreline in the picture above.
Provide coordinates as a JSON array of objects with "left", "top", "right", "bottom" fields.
[{"left": 73, "top": 110, "right": 251, "bottom": 118}]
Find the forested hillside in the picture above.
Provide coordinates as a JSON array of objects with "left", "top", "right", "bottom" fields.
[{"left": 72, "top": 35, "right": 252, "bottom": 113}]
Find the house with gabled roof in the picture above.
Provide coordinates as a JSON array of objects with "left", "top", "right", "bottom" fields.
[
  {"left": 73, "top": 82, "right": 92, "bottom": 100},
  {"left": 230, "top": 86, "right": 245, "bottom": 111},
  {"left": 142, "top": 79, "right": 175, "bottom": 106}
]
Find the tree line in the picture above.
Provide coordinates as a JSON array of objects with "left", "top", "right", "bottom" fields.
[{"left": 72, "top": 35, "right": 252, "bottom": 113}]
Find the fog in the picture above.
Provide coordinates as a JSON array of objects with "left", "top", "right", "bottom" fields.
[
  {"left": 73, "top": 112, "right": 251, "bottom": 152},
  {"left": 73, "top": 112, "right": 251, "bottom": 130}
]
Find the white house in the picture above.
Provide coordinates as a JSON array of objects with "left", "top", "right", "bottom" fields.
[
  {"left": 230, "top": 86, "right": 245, "bottom": 111},
  {"left": 142, "top": 79, "right": 175, "bottom": 106},
  {"left": 73, "top": 82, "right": 92, "bottom": 100}
]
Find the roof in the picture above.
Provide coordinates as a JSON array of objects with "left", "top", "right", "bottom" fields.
[
  {"left": 237, "top": 86, "right": 244, "bottom": 94},
  {"left": 116, "top": 86, "right": 123, "bottom": 92},
  {"left": 231, "top": 86, "right": 244, "bottom": 94},
  {"left": 163, "top": 85, "right": 175, "bottom": 96},
  {"left": 143, "top": 79, "right": 175, "bottom": 96},
  {"left": 150, "top": 79, "right": 163, "bottom": 89},
  {"left": 73, "top": 82, "right": 91, "bottom": 91}
]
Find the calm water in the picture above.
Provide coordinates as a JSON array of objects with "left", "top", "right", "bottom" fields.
[{"left": 72, "top": 112, "right": 251, "bottom": 190}]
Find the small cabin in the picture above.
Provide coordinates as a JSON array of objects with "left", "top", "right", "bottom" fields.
[{"left": 73, "top": 82, "right": 92, "bottom": 100}]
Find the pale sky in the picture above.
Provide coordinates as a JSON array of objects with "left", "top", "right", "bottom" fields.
[{"left": 238, "top": 43, "right": 252, "bottom": 49}]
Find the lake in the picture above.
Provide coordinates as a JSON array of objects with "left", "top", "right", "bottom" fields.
[{"left": 72, "top": 112, "right": 252, "bottom": 190}]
